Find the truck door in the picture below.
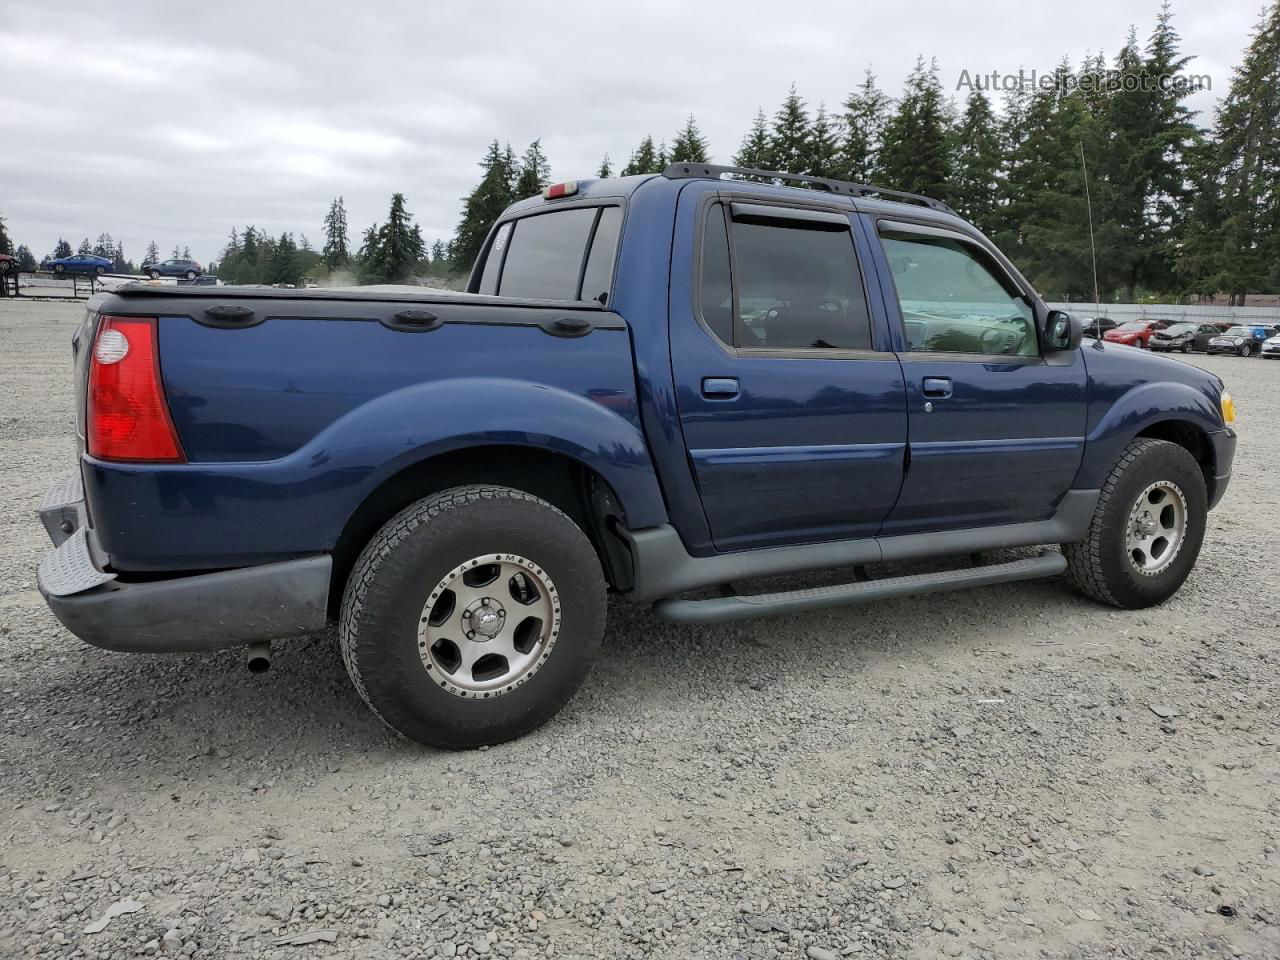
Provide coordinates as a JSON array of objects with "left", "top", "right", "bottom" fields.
[
  {"left": 869, "top": 218, "right": 1088, "bottom": 535},
  {"left": 669, "top": 189, "right": 908, "bottom": 552}
]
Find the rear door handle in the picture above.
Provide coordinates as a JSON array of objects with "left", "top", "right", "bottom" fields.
[
  {"left": 922, "top": 376, "right": 952, "bottom": 399},
  {"left": 702, "top": 377, "right": 740, "bottom": 399}
]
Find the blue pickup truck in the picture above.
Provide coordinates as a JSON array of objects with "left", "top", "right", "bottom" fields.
[{"left": 37, "top": 163, "right": 1238, "bottom": 748}]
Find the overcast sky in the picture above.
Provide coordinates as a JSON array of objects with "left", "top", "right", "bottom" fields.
[{"left": 0, "top": 0, "right": 1258, "bottom": 267}]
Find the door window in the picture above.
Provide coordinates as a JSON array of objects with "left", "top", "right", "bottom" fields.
[
  {"left": 879, "top": 228, "right": 1037, "bottom": 357},
  {"left": 697, "top": 202, "right": 873, "bottom": 351}
]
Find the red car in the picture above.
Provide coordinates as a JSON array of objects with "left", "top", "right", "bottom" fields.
[{"left": 1103, "top": 319, "right": 1168, "bottom": 348}]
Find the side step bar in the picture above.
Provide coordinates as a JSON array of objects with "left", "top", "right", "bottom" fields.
[{"left": 653, "top": 551, "right": 1066, "bottom": 624}]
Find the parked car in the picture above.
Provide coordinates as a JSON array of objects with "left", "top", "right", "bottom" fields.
[
  {"left": 1081, "top": 317, "right": 1117, "bottom": 339},
  {"left": 1150, "top": 322, "right": 1221, "bottom": 353},
  {"left": 142, "top": 258, "right": 203, "bottom": 280},
  {"left": 0, "top": 253, "right": 16, "bottom": 274},
  {"left": 36, "top": 163, "right": 1238, "bottom": 748},
  {"left": 1207, "top": 325, "right": 1273, "bottom": 356},
  {"left": 47, "top": 254, "right": 112, "bottom": 276},
  {"left": 1103, "top": 319, "right": 1168, "bottom": 348},
  {"left": 1262, "top": 332, "right": 1280, "bottom": 359}
]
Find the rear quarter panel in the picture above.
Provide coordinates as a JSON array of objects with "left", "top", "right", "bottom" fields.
[{"left": 84, "top": 298, "right": 666, "bottom": 570}]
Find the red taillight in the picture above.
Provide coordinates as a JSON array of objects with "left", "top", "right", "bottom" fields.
[{"left": 87, "top": 316, "right": 184, "bottom": 462}]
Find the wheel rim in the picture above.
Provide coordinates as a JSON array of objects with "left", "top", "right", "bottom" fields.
[
  {"left": 418, "top": 553, "right": 560, "bottom": 698},
  {"left": 1125, "top": 480, "right": 1188, "bottom": 577}
]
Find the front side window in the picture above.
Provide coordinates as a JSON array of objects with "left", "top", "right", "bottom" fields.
[
  {"left": 697, "top": 202, "right": 873, "bottom": 351},
  {"left": 879, "top": 228, "right": 1037, "bottom": 357}
]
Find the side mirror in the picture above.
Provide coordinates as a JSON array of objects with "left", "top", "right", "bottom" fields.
[{"left": 1045, "top": 309, "right": 1082, "bottom": 352}]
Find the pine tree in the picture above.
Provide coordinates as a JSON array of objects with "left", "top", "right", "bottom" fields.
[
  {"left": 322, "top": 196, "right": 350, "bottom": 270},
  {"left": 145, "top": 240, "right": 160, "bottom": 264},
  {"left": 431, "top": 240, "right": 446, "bottom": 263},
  {"left": 621, "top": 136, "right": 662, "bottom": 176},
  {"left": 0, "top": 214, "right": 11, "bottom": 255},
  {"left": 113, "top": 242, "right": 128, "bottom": 273},
  {"left": 597, "top": 154, "right": 613, "bottom": 178},
  {"left": 950, "top": 90, "right": 1002, "bottom": 233},
  {"left": 879, "top": 57, "right": 952, "bottom": 201},
  {"left": 79, "top": 239, "right": 93, "bottom": 255},
  {"left": 452, "top": 141, "right": 518, "bottom": 271},
  {"left": 271, "top": 232, "right": 300, "bottom": 286},
  {"left": 54, "top": 239, "right": 72, "bottom": 260},
  {"left": 1180, "top": 1, "right": 1280, "bottom": 301},
  {"left": 839, "top": 71, "right": 891, "bottom": 182},
  {"left": 367, "top": 193, "right": 426, "bottom": 283},
  {"left": 806, "top": 103, "right": 840, "bottom": 178},
  {"left": 770, "top": 85, "right": 812, "bottom": 175},
  {"left": 182, "top": 246, "right": 192, "bottom": 259},
  {"left": 669, "top": 115, "right": 710, "bottom": 163},
  {"left": 514, "top": 140, "right": 552, "bottom": 199},
  {"left": 999, "top": 61, "right": 1098, "bottom": 299},
  {"left": 16, "top": 244, "right": 36, "bottom": 271},
  {"left": 734, "top": 108, "right": 774, "bottom": 171}
]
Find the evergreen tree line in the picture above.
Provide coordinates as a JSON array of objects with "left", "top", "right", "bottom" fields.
[{"left": 446, "top": 1, "right": 1280, "bottom": 303}]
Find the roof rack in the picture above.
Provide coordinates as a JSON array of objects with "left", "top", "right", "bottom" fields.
[{"left": 662, "top": 163, "right": 956, "bottom": 215}]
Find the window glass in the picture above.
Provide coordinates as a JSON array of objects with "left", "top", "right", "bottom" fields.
[
  {"left": 498, "top": 209, "right": 596, "bottom": 300},
  {"left": 731, "top": 217, "right": 872, "bottom": 351},
  {"left": 477, "top": 222, "right": 512, "bottom": 295},
  {"left": 580, "top": 207, "right": 622, "bottom": 305},
  {"left": 880, "top": 231, "right": 1036, "bottom": 356},
  {"left": 698, "top": 204, "right": 733, "bottom": 345}
]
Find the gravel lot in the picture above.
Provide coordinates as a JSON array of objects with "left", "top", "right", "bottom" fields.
[{"left": 2, "top": 298, "right": 1277, "bottom": 960}]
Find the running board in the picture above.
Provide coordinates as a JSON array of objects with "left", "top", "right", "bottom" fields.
[{"left": 652, "top": 551, "right": 1066, "bottom": 624}]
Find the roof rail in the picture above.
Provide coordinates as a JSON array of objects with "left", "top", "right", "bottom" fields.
[{"left": 661, "top": 163, "right": 956, "bottom": 215}]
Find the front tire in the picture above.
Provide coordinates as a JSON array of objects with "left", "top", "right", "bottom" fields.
[
  {"left": 339, "top": 485, "right": 607, "bottom": 748},
  {"left": 1238, "top": 343, "right": 1250, "bottom": 357},
  {"left": 1063, "top": 438, "right": 1206, "bottom": 609},
  {"left": 1180, "top": 341, "right": 1192, "bottom": 353}
]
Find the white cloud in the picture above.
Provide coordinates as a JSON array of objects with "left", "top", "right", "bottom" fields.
[{"left": 0, "top": 0, "right": 1254, "bottom": 266}]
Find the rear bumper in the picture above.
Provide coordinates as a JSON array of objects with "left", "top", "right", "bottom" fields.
[{"left": 37, "top": 472, "right": 331, "bottom": 653}]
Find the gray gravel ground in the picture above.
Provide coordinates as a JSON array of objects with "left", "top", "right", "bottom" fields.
[{"left": 1, "top": 298, "right": 1277, "bottom": 960}]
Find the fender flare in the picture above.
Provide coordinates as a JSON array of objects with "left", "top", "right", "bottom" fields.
[
  {"left": 1073, "top": 380, "right": 1222, "bottom": 490},
  {"left": 307, "top": 377, "right": 669, "bottom": 531}
]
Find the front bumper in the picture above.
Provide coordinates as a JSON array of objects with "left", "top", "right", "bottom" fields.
[
  {"left": 37, "top": 471, "right": 331, "bottom": 653},
  {"left": 1208, "top": 428, "right": 1237, "bottom": 510},
  {"left": 1149, "top": 341, "right": 1188, "bottom": 351}
]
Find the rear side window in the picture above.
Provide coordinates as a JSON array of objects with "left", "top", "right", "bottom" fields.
[
  {"left": 479, "top": 206, "right": 623, "bottom": 303},
  {"left": 697, "top": 201, "right": 873, "bottom": 351},
  {"left": 477, "top": 222, "right": 511, "bottom": 295}
]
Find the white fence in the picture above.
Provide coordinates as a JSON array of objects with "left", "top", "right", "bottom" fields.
[{"left": 1048, "top": 302, "right": 1280, "bottom": 325}]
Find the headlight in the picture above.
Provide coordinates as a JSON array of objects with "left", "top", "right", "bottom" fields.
[{"left": 1220, "top": 391, "right": 1237, "bottom": 425}]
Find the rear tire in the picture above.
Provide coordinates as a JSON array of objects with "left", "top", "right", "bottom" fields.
[
  {"left": 184, "top": 271, "right": 196, "bottom": 280},
  {"left": 1063, "top": 438, "right": 1206, "bottom": 609},
  {"left": 339, "top": 485, "right": 607, "bottom": 748},
  {"left": 148, "top": 270, "right": 160, "bottom": 280}
]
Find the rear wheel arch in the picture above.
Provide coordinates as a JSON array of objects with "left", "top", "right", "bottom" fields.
[{"left": 328, "top": 445, "right": 633, "bottom": 616}]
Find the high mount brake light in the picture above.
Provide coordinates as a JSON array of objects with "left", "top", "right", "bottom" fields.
[
  {"left": 87, "top": 316, "right": 185, "bottom": 462},
  {"left": 542, "top": 181, "right": 579, "bottom": 199}
]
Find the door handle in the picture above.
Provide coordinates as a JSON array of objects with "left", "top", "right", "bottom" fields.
[
  {"left": 702, "top": 377, "right": 740, "bottom": 399},
  {"left": 922, "top": 376, "right": 952, "bottom": 399}
]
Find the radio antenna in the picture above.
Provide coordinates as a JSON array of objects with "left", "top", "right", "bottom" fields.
[{"left": 1079, "top": 140, "right": 1102, "bottom": 322}]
